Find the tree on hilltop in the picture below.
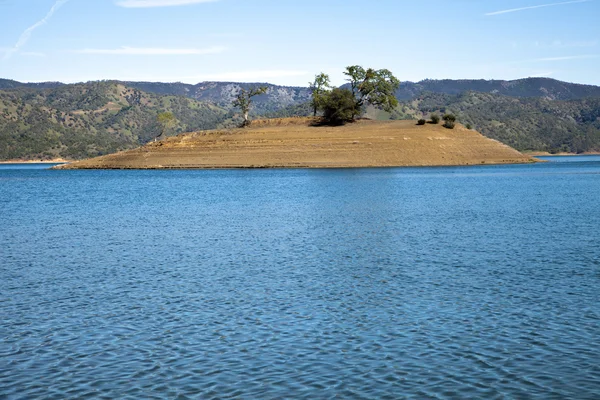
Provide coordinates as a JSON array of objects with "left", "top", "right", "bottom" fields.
[
  {"left": 322, "top": 88, "right": 360, "bottom": 125},
  {"left": 309, "top": 73, "right": 331, "bottom": 117},
  {"left": 232, "top": 86, "right": 268, "bottom": 127},
  {"left": 344, "top": 65, "right": 400, "bottom": 119}
]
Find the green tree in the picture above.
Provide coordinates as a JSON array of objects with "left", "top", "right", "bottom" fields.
[
  {"left": 344, "top": 65, "right": 400, "bottom": 119},
  {"left": 232, "top": 86, "right": 268, "bottom": 127},
  {"left": 322, "top": 88, "right": 360, "bottom": 124},
  {"left": 443, "top": 120, "right": 456, "bottom": 129},
  {"left": 430, "top": 114, "right": 440, "bottom": 124},
  {"left": 443, "top": 113, "right": 456, "bottom": 122},
  {"left": 156, "top": 111, "right": 177, "bottom": 141},
  {"left": 309, "top": 73, "right": 331, "bottom": 117}
]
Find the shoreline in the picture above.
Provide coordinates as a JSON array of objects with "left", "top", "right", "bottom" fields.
[
  {"left": 55, "top": 159, "right": 539, "bottom": 170},
  {"left": 0, "top": 159, "right": 71, "bottom": 164},
  {"left": 525, "top": 151, "right": 600, "bottom": 156},
  {"left": 55, "top": 119, "right": 539, "bottom": 170}
]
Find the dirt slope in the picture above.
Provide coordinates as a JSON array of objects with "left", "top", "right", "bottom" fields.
[{"left": 56, "top": 118, "right": 537, "bottom": 169}]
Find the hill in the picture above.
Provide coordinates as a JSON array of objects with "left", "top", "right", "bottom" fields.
[
  {"left": 395, "top": 92, "right": 600, "bottom": 153},
  {"left": 0, "top": 81, "right": 228, "bottom": 160},
  {"left": 0, "top": 78, "right": 65, "bottom": 90},
  {"left": 2, "top": 77, "right": 600, "bottom": 159},
  {"left": 395, "top": 78, "right": 600, "bottom": 101},
  {"left": 56, "top": 118, "right": 536, "bottom": 169},
  {"left": 122, "top": 81, "right": 311, "bottom": 115}
]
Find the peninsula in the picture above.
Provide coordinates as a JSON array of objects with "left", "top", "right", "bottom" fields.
[{"left": 55, "top": 118, "right": 537, "bottom": 169}]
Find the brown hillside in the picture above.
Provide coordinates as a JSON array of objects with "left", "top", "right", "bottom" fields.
[{"left": 56, "top": 118, "right": 537, "bottom": 169}]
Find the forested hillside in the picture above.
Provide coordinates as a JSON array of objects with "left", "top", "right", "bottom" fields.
[
  {"left": 0, "top": 81, "right": 227, "bottom": 159},
  {"left": 394, "top": 78, "right": 600, "bottom": 101},
  {"left": 123, "top": 81, "right": 311, "bottom": 115},
  {"left": 2, "top": 77, "right": 600, "bottom": 159},
  {"left": 396, "top": 92, "right": 600, "bottom": 153}
]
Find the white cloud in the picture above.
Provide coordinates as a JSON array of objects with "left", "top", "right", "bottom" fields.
[
  {"left": 485, "top": 0, "right": 590, "bottom": 16},
  {"left": 20, "top": 51, "right": 46, "bottom": 57},
  {"left": 76, "top": 46, "right": 226, "bottom": 55},
  {"left": 530, "top": 71, "right": 555, "bottom": 77},
  {"left": 515, "top": 71, "right": 555, "bottom": 80},
  {"left": 115, "top": 0, "right": 219, "bottom": 7},
  {"left": 184, "top": 70, "right": 310, "bottom": 82},
  {"left": 3, "top": 0, "right": 69, "bottom": 60},
  {"left": 535, "top": 54, "right": 598, "bottom": 61},
  {"left": 507, "top": 54, "right": 597, "bottom": 65}
]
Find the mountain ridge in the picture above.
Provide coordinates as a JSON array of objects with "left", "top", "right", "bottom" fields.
[
  {"left": 4, "top": 77, "right": 600, "bottom": 102},
  {"left": 2, "top": 77, "right": 600, "bottom": 159}
]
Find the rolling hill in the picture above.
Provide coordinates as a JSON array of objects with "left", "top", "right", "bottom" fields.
[
  {"left": 1, "top": 77, "right": 600, "bottom": 159},
  {"left": 0, "top": 81, "right": 228, "bottom": 160}
]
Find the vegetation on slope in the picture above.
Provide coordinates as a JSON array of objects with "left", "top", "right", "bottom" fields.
[
  {"left": 2, "top": 77, "right": 600, "bottom": 159},
  {"left": 402, "top": 92, "right": 600, "bottom": 153},
  {"left": 0, "top": 81, "right": 227, "bottom": 160}
]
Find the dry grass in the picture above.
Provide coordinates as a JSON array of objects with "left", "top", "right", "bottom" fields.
[{"left": 57, "top": 118, "right": 538, "bottom": 169}]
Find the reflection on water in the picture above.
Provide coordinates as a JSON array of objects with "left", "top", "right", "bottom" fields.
[{"left": 1, "top": 158, "right": 600, "bottom": 399}]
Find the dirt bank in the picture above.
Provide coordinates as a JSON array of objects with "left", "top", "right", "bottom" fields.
[{"left": 56, "top": 118, "right": 538, "bottom": 169}]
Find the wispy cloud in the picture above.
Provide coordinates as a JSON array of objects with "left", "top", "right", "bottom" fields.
[
  {"left": 186, "top": 70, "right": 310, "bottom": 82},
  {"left": 485, "top": 0, "right": 591, "bottom": 16},
  {"left": 548, "top": 40, "right": 598, "bottom": 48},
  {"left": 534, "top": 54, "right": 599, "bottom": 61},
  {"left": 512, "top": 40, "right": 598, "bottom": 49},
  {"left": 515, "top": 71, "right": 555, "bottom": 79},
  {"left": 115, "top": 0, "right": 219, "bottom": 7},
  {"left": 76, "top": 46, "right": 226, "bottom": 55},
  {"left": 3, "top": 0, "right": 69, "bottom": 60},
  {"left": 20, "top": 51, "right": 46, "bottom": 57}
]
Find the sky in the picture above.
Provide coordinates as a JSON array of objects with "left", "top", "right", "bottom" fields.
[{"left": 0, "top": 0, "right": 598, "bottom": 86}]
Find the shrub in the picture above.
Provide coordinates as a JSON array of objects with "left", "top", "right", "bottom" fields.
[
  {"left": 430, "top": 114, "right": 440, "bottom": 124},
  {"left": 466, "top": 123, "right": 473, "bottom": 130},
  {"left": 443, "top": 120, "right": 456, "bottom": 129},
  {"left": 417, "top": 119, "right": 426, "bottom": 125},
  {"left": 443, "top": 113, "right": 456, "bottom": 122},
  {"left": 322, "top": 88, "right": 359, "bottom": 124}
]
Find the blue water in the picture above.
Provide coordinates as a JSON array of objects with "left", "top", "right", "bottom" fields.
[{"left": 1, "top": 158, "right": 599, "bottom": 399}]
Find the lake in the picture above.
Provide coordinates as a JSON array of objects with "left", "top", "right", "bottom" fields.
[{"left": 1, "top": 157, "right": 599, "bottom": 399}]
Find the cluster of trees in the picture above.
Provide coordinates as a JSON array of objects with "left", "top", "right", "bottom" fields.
[
  {"left": 416, "top": 113, "right": 456, "bottom": 129},
  {"left": 309, "top": 66, "right": 400, "bottom": 124},
  {"left": 231, "top": 66, "right": 400, "bottom": 126}
]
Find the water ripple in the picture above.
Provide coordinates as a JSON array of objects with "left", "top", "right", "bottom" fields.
[{"left": 1, "top": 161, "right": 600, "bottom": 398}]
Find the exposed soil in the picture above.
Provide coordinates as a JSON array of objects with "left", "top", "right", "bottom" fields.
[
  {"left": 0, "top": 158, "right": 71, "bottom": 164},
  {"left": 56, "top": 118, "right": 538, "bottom": 169}
]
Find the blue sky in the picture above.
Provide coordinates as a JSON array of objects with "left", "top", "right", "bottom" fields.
[{"left": 0, "top": 0, "right": 598, "bottom": 86}]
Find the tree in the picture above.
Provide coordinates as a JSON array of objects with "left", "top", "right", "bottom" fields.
[
  {"left": 443, "top": 113, "right": 456, "bottom": 122},
  {"left": 156, "top": 112, "right": 176, "bottom": 141},
  {"left": 309, "top": 73, "right": 331, "bottom": 117},
  {"left": 443, "top": 120, "right": 456, "bottom": 129},
  {"left": 344, "top": 65, "right": 400, "bottom": 119},
  {"left": 322, "top": 88, "right": 360, "bottom": 124},
  {"left": 430, "top": 114, "right": 440, "bottom": 124},
  {"left": 232, "top": 86, "right": 268, "bottom": 127}
]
